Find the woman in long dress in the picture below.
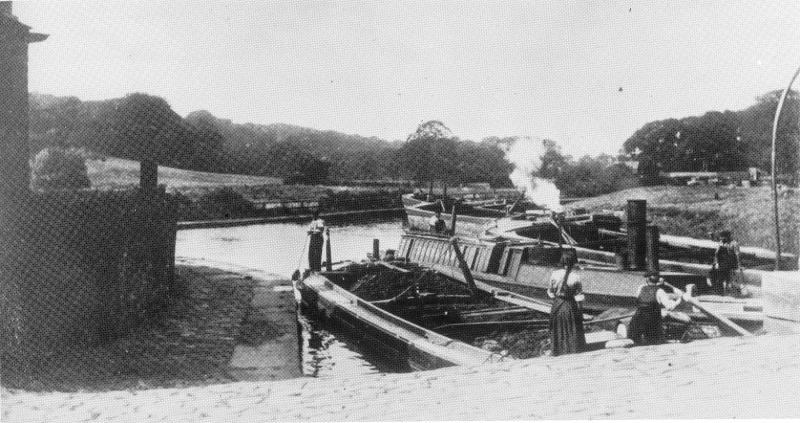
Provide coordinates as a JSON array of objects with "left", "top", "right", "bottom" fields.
[
  {"left": 547, "top": 252, "right": 586, "bottom": 356},
  {"left": 627, "top": 271, "right": 683, "bottom": 345}
]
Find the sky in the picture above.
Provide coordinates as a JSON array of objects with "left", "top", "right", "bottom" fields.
[{"left": 14, "top": 0, "right": 800, "bottom": 156}]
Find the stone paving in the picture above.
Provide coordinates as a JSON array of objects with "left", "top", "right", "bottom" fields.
[{"left": 4, "top": 332, "right": 800, "bottom": 421}]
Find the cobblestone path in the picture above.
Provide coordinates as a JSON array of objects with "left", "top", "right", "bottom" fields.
[{"left": 4, "top": 332, "right": 799, "bottom": 421}]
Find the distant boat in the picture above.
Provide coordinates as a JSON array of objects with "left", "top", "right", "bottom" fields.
[{"left": 402, "top": 193, "right": 792, "bottom": 277}]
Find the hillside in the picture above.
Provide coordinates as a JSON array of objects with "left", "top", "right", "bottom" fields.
[
  {"left": 28, "top": 93, "right": 404, "bottom": 182},
  {"left": 567, "top": 185, "right": 800, "bottom": 252},
  {"left": 86, "top": 157, "right": 282, "bottom": 191}
]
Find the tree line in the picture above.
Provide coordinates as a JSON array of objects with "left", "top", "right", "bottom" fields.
[
  {"left": 623, "top": 89, "right": 800, "bottom": 183},
  {"left": 28, "top": 93, "right": 513, "bottom": 187}
]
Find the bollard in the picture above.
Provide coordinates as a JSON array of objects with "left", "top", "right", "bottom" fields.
[
  {"left": 373, "top": 239, "right": 380, "bottom": 261},
  {"left": 325, "top": 228, "right": 332, "bottom": 271}
]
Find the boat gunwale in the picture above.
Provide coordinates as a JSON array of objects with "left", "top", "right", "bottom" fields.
[{"left": 299, "top": 271, "right": 509, "bottom": 367}]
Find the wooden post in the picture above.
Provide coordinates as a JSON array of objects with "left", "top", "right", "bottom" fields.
[
  {"left": 450, "top": 237, "right": 477, "bottom": 293},
  {"left": 325, "top": 228, "right": 332, "bottom": 271},
  {"left": 140, "top": 159, "right": 158, "bottom": 191},
  {"left": 450, "top": 204, "right": 458, "bottom": 235},
  {"left": 645, "top": 225, "right": 660, "bottom": 273},
  {"left": 373, "top": 238, "right": 380, "bottom": 261}
]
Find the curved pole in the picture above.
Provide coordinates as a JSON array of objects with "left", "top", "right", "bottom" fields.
[{"left": 770, "top": 65, "right": 800, "bottom": 270}]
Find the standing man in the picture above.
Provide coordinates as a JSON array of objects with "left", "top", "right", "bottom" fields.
[
  {"left": 713, "top": 230, "right": 740, "bottom": 295},
  {"left": 428, "top": 210, "right": 446, "bottom": 234},
  {"left": 307, "top": 210, "right": 326, "bottom": 271}
]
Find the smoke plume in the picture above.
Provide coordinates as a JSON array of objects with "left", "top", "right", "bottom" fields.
[{"left": 502, "top": 136, "right": 563, "bottom": 212}]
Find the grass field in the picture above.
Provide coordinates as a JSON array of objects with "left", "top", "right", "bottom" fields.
[
  {"left": 567, "top": 185, "right": 800, "bottom": 252},
  {"left": 86, "top": 157, "right": 283, "bottom": 191},
  {"left": 83, "top": 157, "right": 407, "bottom": 221}
]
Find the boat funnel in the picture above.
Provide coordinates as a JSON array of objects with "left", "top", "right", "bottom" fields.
[{"left": 626, "top": 199, "right": 648, "bottom": 270}]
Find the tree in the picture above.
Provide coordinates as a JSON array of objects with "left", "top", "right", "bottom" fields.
[
  {"left": 110, "top": 93, "right": 193, "bottom": 189},
  {"left": 532, "top": 140, "right": 639, "bottom": 197},
  {"left": 399, "top": 120, "right": 458, "bottom": 186},
  {"left": 184, "top": 111, "right": 226, "bottom": 172},
  {"left": 30, "top": 148, "right": 91, "bottom": 190},
  {"left": 623, "top": 89, "right": 800, "bottom": 180},
  {"left": 538, "top": 139, "right": 570, "bottom": 180},
  {"left": 260, "top": 141, "right": 331, "bottom": 185}
]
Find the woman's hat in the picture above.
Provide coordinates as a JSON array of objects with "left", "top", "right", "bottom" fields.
[{"left": 644, "top": 270, "right": 660, "bottom": 278}]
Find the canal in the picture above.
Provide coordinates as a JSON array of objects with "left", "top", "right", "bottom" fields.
[{"left": 176, "top": 216, "right": 407, "bottom": 379}]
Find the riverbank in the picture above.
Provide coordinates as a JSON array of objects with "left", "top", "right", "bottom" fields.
[
  {"left": 567, "top": 185, "right": 800, "bottom": 254},
  {"left": 177, "top": 207, "right": 404, "bottom": 229},
  {"left": 4, "top": 332, "right": 798, "bottom": 420},
  {"left": 0, "top": 261, "right": 300, "bottom": 392}
]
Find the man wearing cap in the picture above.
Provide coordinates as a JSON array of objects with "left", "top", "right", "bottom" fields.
[
  {"left": 713, "top": 230, "right": 740, "bottom": 295},
  {"left": 627, "top": 271, "right": 684, "bottom": 345}
]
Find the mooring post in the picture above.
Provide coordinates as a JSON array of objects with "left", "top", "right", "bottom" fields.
[
  {"left": 373, "top": 238, "right": 380, "bottom": 261},
  {"left": 645, "top": 224, "right": 660, "bottom": 273},
  {"left": 450, "top": 204, "right": 458, "bottom": 235},
  {"left": 325, "top": 228, "right": 332, "bottom": 271}
]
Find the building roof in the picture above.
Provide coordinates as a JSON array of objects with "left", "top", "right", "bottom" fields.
[{"left": 0, "top": 2, "right": 47, "bottom": 43}]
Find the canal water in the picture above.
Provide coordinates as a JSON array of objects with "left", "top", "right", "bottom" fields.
[{"left": 175, "top": 217, "right": 407, "bottom": 379}]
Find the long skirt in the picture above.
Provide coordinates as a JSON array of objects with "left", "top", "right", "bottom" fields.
[
  {"left": 549, "top": 297, "right": 586, "bottom": 356},
  {"left": 308, "top": 233, "right": 324, "bottom": 271},
  {"left": 627, "top": 305, "right": 663, "bottom": 345}
]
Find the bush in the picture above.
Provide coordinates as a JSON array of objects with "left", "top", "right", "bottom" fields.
[
  {"left": 31, "top": 148, "right": 91, "bottom": 190},
  {"left": 197, "top": 187, "right": 255, "bottom": 218}
]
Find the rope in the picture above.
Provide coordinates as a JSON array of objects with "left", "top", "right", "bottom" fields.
[{"left": 296, "top": 234, "right": 309, "bottom": 271}]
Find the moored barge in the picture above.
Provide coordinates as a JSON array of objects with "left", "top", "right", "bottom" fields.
[
  {"left": 294, "top": 253, "right": 739, "bottom": 371},
  {"left": 396, "top": 232, "right": 762, "bottom": 331},
  {"left": 294, "top": 260, "right": 642, "bottom": 370}
]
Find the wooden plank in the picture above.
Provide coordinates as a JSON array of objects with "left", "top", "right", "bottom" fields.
[
  {"left": 377, "top": 261, "right": 410, "bottom": 273},
  {"left": 662, "top": 281, "right": 751, "bottom": 336}
]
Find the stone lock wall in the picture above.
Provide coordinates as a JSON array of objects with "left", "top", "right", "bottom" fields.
[{"left": 0, "top": 188, "right": 178, "bottom": 362}]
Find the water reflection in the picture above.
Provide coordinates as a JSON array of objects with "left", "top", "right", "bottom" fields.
[
  {"left": 176, "top": 218, "right": 404, "bottom": 278},
  {"left": 176, "top": 217, "right": 407, "bottom": 379},
  {"left": 295, "top": 309, "right": 410, "bottom": 378}
]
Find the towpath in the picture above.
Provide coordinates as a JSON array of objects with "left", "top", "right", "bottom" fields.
[
  {"left": 4, "top": 330, "right": 799, "bottom": 421},
  {"left": 1, "top": 260, "right": 301, "bottom": 393}
]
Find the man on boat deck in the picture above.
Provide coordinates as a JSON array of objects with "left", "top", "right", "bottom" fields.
[
  {"left": 428, "top": 210, "right": 446, "bottom": 234},
  {"left": 627, "top": 271, "right": 684, "bottom": 345},
  {"left": 307, "top": 211, "right": 326, "bottom": 271},
  {"left": 713, "top": 230, "right": 740, "bottom": 295}
]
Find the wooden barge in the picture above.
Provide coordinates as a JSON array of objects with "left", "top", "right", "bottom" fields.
[
  {"left": 295, "top": 255, "right": 742, "bottom": 371},
  {"left": 403, "top": 193, "right": 791, "bottom": 272},
  {"left": 396, "top": 232, "right": 763, "bottom": 331},
  {"left": 294, "top": 261, "right": 636, "bottom": 371}
]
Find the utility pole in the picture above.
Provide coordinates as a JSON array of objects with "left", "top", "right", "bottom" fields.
[{"left": 770, "top": 65, "right": 800, "bottom": 270}]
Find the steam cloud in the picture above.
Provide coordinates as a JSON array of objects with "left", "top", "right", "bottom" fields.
[{"left": 502, "top": 136, "right": 563, "bottom": 212}]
